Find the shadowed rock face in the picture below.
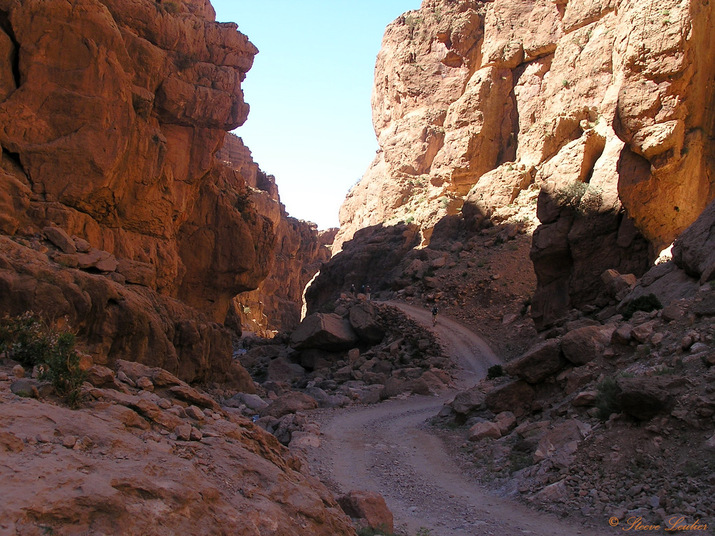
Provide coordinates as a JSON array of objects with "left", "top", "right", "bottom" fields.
[
  {"left": 0, "top": 0, "right": 273, "bottom": 381},
  {"left": 333, "top": 0, "right": 714, "bottom": 329}
]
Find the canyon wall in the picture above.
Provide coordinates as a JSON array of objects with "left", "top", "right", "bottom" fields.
[
  {"left": 216, "top": 135, "right": 335, "bottom": 336},
  {"left": 0, "top": 0, "right": 273, "bottom": 382},
  {"left": 333, "top": 0, "right": 714, "bottom": 328}
]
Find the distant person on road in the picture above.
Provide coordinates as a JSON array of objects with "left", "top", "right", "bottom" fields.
[
  {"left": 431, "top": 305, "right": 438, "bottom": 326},
  {"left": 365, "top": 284, "right": 371, "bottom": 300},
  {"left": 350, "top": 283, "right": 356, "bottom": 296}
]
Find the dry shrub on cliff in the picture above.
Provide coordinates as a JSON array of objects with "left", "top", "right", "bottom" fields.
[
  {"left": 0, "top": 313, "right": 86, "bottom": 408},
  {"left": 554, "top": 181, "right": 603, "bottom": 215}
]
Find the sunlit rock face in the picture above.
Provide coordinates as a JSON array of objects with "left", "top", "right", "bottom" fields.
[{"left": 334, "top": 0, "right": 714, "bottom": 328}]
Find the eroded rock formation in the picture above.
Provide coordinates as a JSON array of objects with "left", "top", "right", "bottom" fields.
[
  {"left": 0, "top": 0, "right": 272, "bottom": 381},
  {"left": 217, "top": 134, "right": 335, "bottom": 336},
  {"left": 333, "top": 0, "right": 715, "bottom": 328}
]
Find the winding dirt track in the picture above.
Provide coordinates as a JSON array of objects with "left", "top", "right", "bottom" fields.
[{"left": 309, "top": 302, "right": 613, "bottom": 536}]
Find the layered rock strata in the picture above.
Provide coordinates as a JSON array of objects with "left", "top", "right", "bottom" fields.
[
  {"left": 334, "top": 0, "right": 715, "bottom": 328},
  {"left": 0, "top": 0, "right": 271, "bottom": 381}
]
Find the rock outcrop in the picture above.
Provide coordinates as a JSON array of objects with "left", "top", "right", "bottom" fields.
[
  {"left": 332, "top": 0, "right": 715, "bottom": 329},
  {"left": 0, "top": 0, "right": 280, "bottom": 380},
  {"left": 217, "top": 135, "right": 335, "bottom": 336},
  {"left": 0, "top": 358, "right": 355, "bottom": 536}
]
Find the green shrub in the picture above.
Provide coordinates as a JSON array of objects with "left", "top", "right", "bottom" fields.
[
  {"left": 0, "top": 312, "right": 52, "bottom": 368},
  {"left": 487, "top": 364, "right": 504, "bottom": 379},
  {"left": 622, "top": 293, "right": 662, "bottom": 319},
  {"left": 595, "top": 376, "right": 622, "bottom": 420},
  {"left": 0, "top": 312, "right": 86, "bottom": 408}
]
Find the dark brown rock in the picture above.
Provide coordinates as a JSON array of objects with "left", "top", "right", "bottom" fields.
[
  {"left": 561, "top": 325, "right": 611, "bottom": 365},
  {"left": 290, "top": 313, "right": 359, "bottom": 351},
  {"left": 450, "top": 386, "right": 487, "bottom": 416},
  {"left": 349, "top": 301, "right": 386, "bottom": 343},
  {"left": 260, "top": 392, "right": 318, "bottom": 418},
  {"left": 505, "top": 339, "right": 564, "bottom": 383},
  {"left": 43, "top": 226, "right": 76, "bottom": 254},
  {"left": 672, "top": 199, "right": 715, "bottom": 283},
  {"left": 617, "top": 377, "right": 674, "bottom": 420},
  {"left": 485, "top": 380, "right": 535, "bottom": 417}
]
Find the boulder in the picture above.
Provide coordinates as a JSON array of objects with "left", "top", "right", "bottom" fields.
[
  {"left": 43, "top": 226, "right": 77, "bottom": 254},
  {"left": 534, "top": 480, "right": 568, "bottom": 503},
  {"left": 468, "top": 421, "right": 502, "bottom": 441},
  {"left": 495, "top": 411, "right": 517, "bottom": 434},
  {"left": 224, "top": 393, "right": 268, "bottom": 412},
  {"left": 601, "top": 269, "right": 637, "bottom": 300},
  {"left": 631, "top": 320, "right": 658, "bottom": 344},
  {"left": 485, "top": 380, "right": 535, "bottom": 417},
  {"left": 348, "top": 301, "right": 385, "bottom": 343},
  {"left": 533, "top": 419, "right": 591, "bottom": 468},
  {"left": 266, "top": 357, "right": 305, "bottom": 384},
  {"left": 620, "top": 262, "right": 699, "bottom": 310},
  {"left": 86, "top": 365, "right": 117, "bottom": 388},
  {"left": 450, "top": 386, "right": 487, "bottom": 416},
  {"left": 290, "top": 313, "right": 359, "bottom": 351},
  {"left": 617, "top": 377, "right": 675, "bottom": 420},
  {"left": 260, "top": 392, "right": 318, "bottom": 418},
  {"left": 561, "top": 325, "right": 611, "bottom": 365},
  {"left": 10, "top": 379, "right": 40, "bottom": 399},
  {"left": 338, "top": 490, "right": 394, "bottom": 533},
  {"left": 505, "top": 339, "right": 564, "bottom": 383}
]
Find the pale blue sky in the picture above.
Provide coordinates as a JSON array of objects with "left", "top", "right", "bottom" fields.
[{"left": 211, "top": 1, "right": 420, "bottom": 229}]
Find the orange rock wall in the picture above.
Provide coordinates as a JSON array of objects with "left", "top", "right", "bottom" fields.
[
  {"left": 0, "top": 0, "right": 276, "bottom": 380},
  {"left": 217, "top": 135, "right": 335, "bottom": 336},
  {"left": 336, "top": 0, "right": 715, "bottom": 326}
]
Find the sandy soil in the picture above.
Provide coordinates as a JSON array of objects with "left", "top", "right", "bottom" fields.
[{"left": 304, "top": 303, "right": 617, "bottom": 536}]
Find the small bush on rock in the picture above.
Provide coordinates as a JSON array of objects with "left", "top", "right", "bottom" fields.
[
  {"left": 0, "top": 312, "right": 86, "bottom": 408},
  {"left": 487, "top": 364, "right": 504, "bottom": 379},
  {"left": 622, "top": 293, "right": 662, "bottom": 319},
  {"left": 595, "top": 376, "right": 622, "bottom": 420}
]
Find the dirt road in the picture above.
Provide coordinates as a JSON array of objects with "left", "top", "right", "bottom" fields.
[
  {"left": 306, "top": 302, "right": 613, "bottom": 536},
  {"left": 385, "top": 301, "right": 501, "bottom": 387}
]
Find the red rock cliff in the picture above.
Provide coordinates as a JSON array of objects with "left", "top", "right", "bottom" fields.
[
  {"left": 217, "top": 134, "right": 335, "bottom": 336},
  {"left": 0, "top": 0, "right": 273, "bottom": 381},
  {"left": 335, "top": 0, "right": 715, "bottom": 327}
]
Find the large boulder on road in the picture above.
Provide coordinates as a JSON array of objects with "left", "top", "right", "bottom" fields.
[
  {"left": 290, "top": 313, "right": 359, "bottom": 351},
  {"left": 349, "top": 301, "right": 385, "bottom": 343}
]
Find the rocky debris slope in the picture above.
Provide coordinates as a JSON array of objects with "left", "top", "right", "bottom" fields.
[
  {"left": 308, "top": 218, "right": 538, "bottom": 360},
  {"left": 228, "top": 298, "right": 452, "bottom": 448},
  {"left": 334, "top": 0, "right": 715, "bottom": 329},
  {"left": 433, "top": 207, "right": 715, "bottom": 526},
  {"left": 0, "top": 357, "right": 356, "bottom": 536},
  {"left": 216, "top": 134, "right": 335, "bottom": 337},
  {"left": 0, "top": 0, "right": 281, "bottom": 381}
]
